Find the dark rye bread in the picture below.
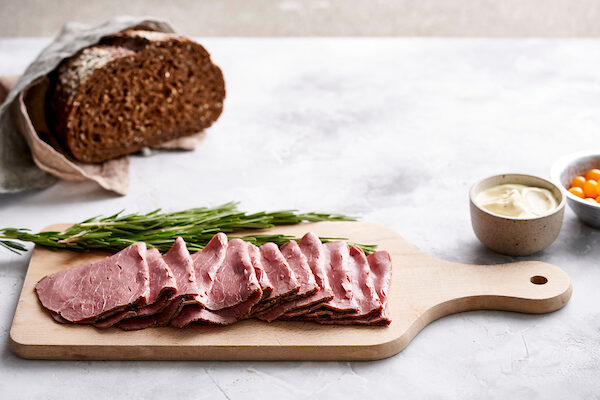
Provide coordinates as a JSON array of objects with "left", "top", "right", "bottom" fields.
[{"left": 48, "top": 30, "right": 225, "bottom": 163}]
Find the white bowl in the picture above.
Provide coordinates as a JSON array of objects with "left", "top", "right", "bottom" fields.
[{"left": 551, "top": 151, "right": 600, "bottom": 228}]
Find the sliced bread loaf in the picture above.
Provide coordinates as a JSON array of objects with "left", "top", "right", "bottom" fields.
[{"left": 48, "top": 30, "right": 225, "bottom": 163}]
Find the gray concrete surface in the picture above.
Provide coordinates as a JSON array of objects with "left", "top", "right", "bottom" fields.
[
  {"left": 1, "top": 0, "right": 600, "bottom": 37},
  {"left": 0, "top": 37, "right": 599, "bottom": 399}
]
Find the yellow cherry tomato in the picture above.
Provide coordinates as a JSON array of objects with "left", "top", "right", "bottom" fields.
[
  {"left": 585, "top": 168, "right": 600, "bottom": 181},
  {"left": 570, "top": 175, "right": 586, "bottom": 189},
  {"left": 583, "top": 180, "right": 598, "bottom": 198},
  {"left": 596, "top": 196, "right": 600, "bottom": 203},
  {"left": 569, "top": 187, "right": 585, "bottom": 198}
]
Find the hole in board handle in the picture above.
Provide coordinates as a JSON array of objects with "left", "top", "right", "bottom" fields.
[{"left": 530, "top": 275, "right": 548, "bottom": 285}]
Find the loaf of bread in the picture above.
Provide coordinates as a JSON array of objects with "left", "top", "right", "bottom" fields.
[{"left": 48, "top": 30, "right": 225, "bottom": 163}]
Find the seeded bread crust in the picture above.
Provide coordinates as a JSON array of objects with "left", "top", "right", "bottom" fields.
[{"left": 49, "top": 30, "right": 225, "bottom": 163}]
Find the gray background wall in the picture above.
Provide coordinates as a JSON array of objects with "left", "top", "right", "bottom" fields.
[{"left": 1, "top": 0, "right": 600, "bottom": 37}]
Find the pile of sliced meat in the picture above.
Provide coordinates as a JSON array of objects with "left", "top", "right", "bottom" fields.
[{"left": 35, "top": 233, "right": 392, "bottom": 330}]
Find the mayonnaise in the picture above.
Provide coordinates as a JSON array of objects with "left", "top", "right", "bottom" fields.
[{"left": 475, "top": 184, "right": 558, "bottom": 218}]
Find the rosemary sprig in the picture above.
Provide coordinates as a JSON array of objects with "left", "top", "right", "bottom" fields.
[{"left": 0, "top": 202, "right": 376, "bottom": 255}]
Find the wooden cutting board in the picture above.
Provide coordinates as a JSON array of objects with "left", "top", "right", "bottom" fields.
[{"left": 9, "top": 221, "right": 572, "bottom": 361}]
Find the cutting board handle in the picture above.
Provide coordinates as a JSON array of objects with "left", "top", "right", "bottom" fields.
[{"left": 421, "top": 257, "right": 573, "bottom": 316}]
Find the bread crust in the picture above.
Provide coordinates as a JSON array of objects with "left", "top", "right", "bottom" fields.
[{"left": 49, "top": 30, "right": 225, "bottom": 163}]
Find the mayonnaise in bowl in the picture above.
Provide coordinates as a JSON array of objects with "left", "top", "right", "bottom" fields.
[{"left": 474, "top": 184, "right": 558, "bottom": 218}]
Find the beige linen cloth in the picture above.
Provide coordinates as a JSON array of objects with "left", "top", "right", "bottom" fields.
[{"left": 0, "top": 16, "right": 205, "bottom": 195}]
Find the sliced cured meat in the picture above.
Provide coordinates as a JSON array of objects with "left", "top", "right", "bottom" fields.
[
  {"left": 160, "top": 236, "right": 199, "bottom": 323},
  {"left": 170, "top": 239, "right": 262, "bottom": 327},
  {"left": 306, "top": 246, "right": 381, "bottom": 320},
  {"left": 255, "top": 241, "right": 319, "bottom": 322},
  {"left": 365, "top": 250, "right": 392, "bottom": 324},
  {"left": 250, "top": 243, "right": 299, "bottom": 314},
  {"left": 120, "top": 235, "right": 230, "bottom": 330},
  {"left": 277, "top": 241, "right": 358, "bottom": 320},
  {"left": 50, "top": 312, "right": 68, "bottom": 324},
  {"left": 171, "top": 290, "right": 262, "bottom": 327},
  {"left": 248, "top": 243, "right": 274, "bottom": 301},
  {"left": 281, "top": 301, "right": 326, "bottom": 318},
  {"left": 295, "top": 249, "right": 392, "bottom": 326},
  {"left": 94, "top": 310, "right": 138, "bottom": 329},
  {"left": 347, "top": 246, "right": 381, "bottom": 317},
  {"left": 50, "top": 311, "right": 88, "bottom": 324},
  {"left": 191, "top": 232, "right": 228, "bottom": 305},
  {"left": 95, "top": 248, "right": 177, "bottom": 328},
  {"left": 315, "top": 241, "right": 358, "bottom": 313},
  {"left": 298, "top": 233, "right": 334, "bottom": 298},
  {"left": 154, "top": 296, "right": 185, "bottom": 326},
  {"left": 36, "top": 232, "right": 393, "bottom": 329},
  {"left": 141, "top": 248, "right": 178, "bottom": 310},
  {"left": 35, "top": 242, "right": 150, "bottom": 323},
  {"left": 281, "top": 241, "right": 318, "bottom": 298},
  {"left": 260, "top": 243, "right": 299, "bottom": 301},
  {"left": 118, "top": 297, "right": 183, "bottom": 330},
  {"left": 163, "top": 237, "right": 199, "bottom": 302},
  {"left": 117, "top": 317, "right": 159, "bottom": 331},
  {"left": 279, "top": 232, "right": 335, "bottom": 318},
  {"left": 200, "top": 238, "right": 262, "bottom": 310},
  {"left": 308, "top": 314, "right": 391, "bottom": 326}
]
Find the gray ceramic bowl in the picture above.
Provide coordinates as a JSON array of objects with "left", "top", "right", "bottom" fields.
[
  {"left": 470, "top": 174, "right": 565, "bottom": 256},
  {"left": 551, "top": 151, "right": 600, "bottom": 228}
]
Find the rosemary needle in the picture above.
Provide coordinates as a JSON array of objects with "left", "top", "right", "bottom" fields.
[{"left": 0, "top": 202, "right": 376, "bottom": 255}]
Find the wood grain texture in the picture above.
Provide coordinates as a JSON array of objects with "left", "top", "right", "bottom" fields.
[{"left": 9, "top": 221, "right": 572, "bottom": 361}]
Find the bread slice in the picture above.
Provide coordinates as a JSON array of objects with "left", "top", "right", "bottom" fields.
[{"left": 48, "top": 30, "right": 225, "bottom": 163}]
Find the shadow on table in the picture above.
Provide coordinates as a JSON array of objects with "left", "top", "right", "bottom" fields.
[
  {"left": 0, "top": 180, "right": 118, "bottom": 209},
  {"left": 551, "top": 216, "right": 600, "bottom": 258},
  {"left": 455, "top": 213, "right": 600, "bottom": 266}
]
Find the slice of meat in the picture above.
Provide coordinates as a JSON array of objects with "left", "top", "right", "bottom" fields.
[
  {"left": 259, "top": 243, "right": 299, "bottom": 301},
  {"left": 306, "top": 246, "right": 381, "bottom": 320},
  {"left": 255, "top": 240, "right": 319, "bottom": 322},
  {"left": 114, "top": 299, "right": 171, "bottom": 330},
  {"left": 141, "top": 248, "right": 178, "bottom": 309},
  {"left": 310, "top": 241, "right": 358, "bottom": 314},
  {"left": 279, "top": 232, "right": 335, "bottom": 318},
  {"left": 117, "top": 317, "right": 159, "bottom": 331},
  {"left": 51, "top": 312, "right": 75, "bottom": 324},
  {"left": 201, "top": 238, "right": 262, "bottom": 310},
  {"left": 94, "top": 310, "right": 138, "bottom": 329},
  {"left": 281, "top": 241, "right": 318, "bottom": 298},
  {"left": 191, "top": 232, "right": 228, "bottom": 306},
  {"left": 118, "top": 296, "right": 184, "bottom": 330},
  {"left": 171, "top": 290, "right": 262, "bottom": 327},
  {"left": 365, "top": 250, "right": 393, "bottom": 324},
  {"left": 129, "top": 235, "right": 261, "bottom": 329},
  {"left": 346, "top": 245, "right": 382, "bottom": 317},
  {"left": 35, "top": 242, "right": 150, "bottom": 323},
  {"left": 163, "top": 237, "right": 199, "bottom": 302},
  {"left": 249, "top": 243, "right": 300, "bottom": 314},
  {"left": 299, "top": 250, "right": 393, "bottom": 326},
  {"left": 248, "top": 243, "right": 274, "bottom": 301},
  {"left": 305, "top": 314, "right": 391, "bottom": 326},
  {"left": 116, "top": 248, "right": 188, "bottom": 330},
  {"left": 51, "top": 310, "right": 97, "bottom": 324},
  {"left": 280, "top": 301, "right": 326, "bottom": 318},
  {"left": 162, "top": 236, "right": 199, "bottom": 321},
  {"left": 95, "top": 248, "right": 178, "bottom": 328},
  {"left": 298, "top": 233, "right": 334, "bottom": 296},
  {"left": 156, "top": 296, "right": 186, "bottom": 326},
  {"left": 170, "top": 238, "right": 262, "bottom": 327},
  {"left": 158, "top": 233, "right": 230, "bottom": 329}
]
